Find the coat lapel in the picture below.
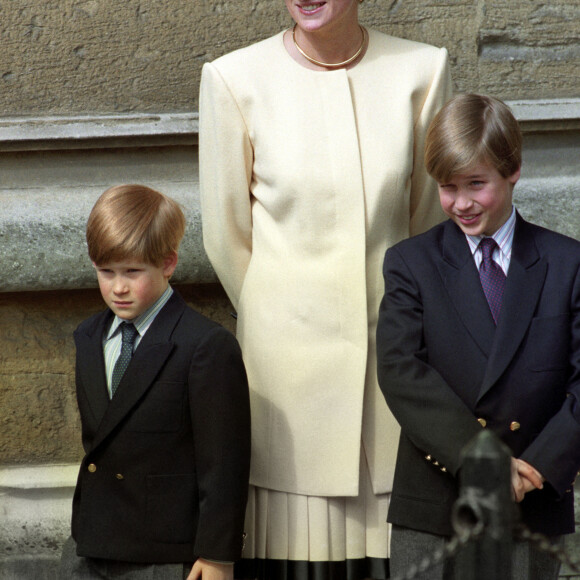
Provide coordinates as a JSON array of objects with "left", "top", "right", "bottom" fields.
[
  {"left": 74, "top": 310, "right": 113, "bottom": 431},
  {"left": 437, "top": 220, "right": 496, "bottom": 357},
  {"left": 89, "top": 291, "right": 187, "bottom": 452},
  {"left": 478, "top": 214, "right": 547, "bottom": 398}
]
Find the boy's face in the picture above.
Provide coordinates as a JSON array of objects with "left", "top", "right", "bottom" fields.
[
  {"left": 437, "top": 162, "right": 520, "bottom": 237},
  {"left": 93, "top": 254, "right": 178, "bottom": 320}
]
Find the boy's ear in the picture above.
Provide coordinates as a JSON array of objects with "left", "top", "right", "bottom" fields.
[
  {"left": 508, "top": 166, "right": 521, "bottom": 186},
  {"left": 162, "top": 252, "right": 178, "bottom": 278}
]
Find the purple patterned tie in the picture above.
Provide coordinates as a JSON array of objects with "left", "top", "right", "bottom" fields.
[{"left": 478, "top": 238, "right": 506, "bottom": 325}]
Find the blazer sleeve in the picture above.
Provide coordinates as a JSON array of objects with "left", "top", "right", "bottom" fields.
[
  {"left": 376, "top": 245, "right": 482, "bottom": 476},
  {"left": 519, "top": 263, "right": 580, "bottom": 496},
  {"left": 199, "top": 62, "right": 254, "bottom": 310},
  {"left": 409, "top": 47, "right": 452, "bottom": 237},
  {"left": 189, "top": 326, "right": 251, "bottom": 562}
]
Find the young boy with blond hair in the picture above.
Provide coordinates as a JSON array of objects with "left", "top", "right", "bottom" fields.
[
  {"left": 59, "top": 184, "right": 251, "bottom": 580},
  {"left": 377, "top": 94, "right": 580, "bottom": 579}
]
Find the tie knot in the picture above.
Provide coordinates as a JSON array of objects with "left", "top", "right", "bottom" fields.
[
  {"left": 120, "top": 322, "right": 138, "bottom": 344},
  {"left": 479, "top": 237, "right": 497, "bottom": 261}
]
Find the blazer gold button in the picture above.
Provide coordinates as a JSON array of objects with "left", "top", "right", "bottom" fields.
[
  {"left": 115, "top": 474, "right": 124, "bottom": 480},
  {"left": 425, "top": 455, "right": 432, "bottom": 461},
  {"left": 440, "top": 467, "right": 447, "bottom": 473},
  {"left": 88, "top": 463, "right": 97, "bottom": 473},
  {"left": 477, "top": 418, "right": 487, "bottom": 428},
  {"left": 510, "top": 421, "right": 521, "bottom": 431}
]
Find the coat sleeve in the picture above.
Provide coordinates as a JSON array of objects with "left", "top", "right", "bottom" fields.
[
  {"left": 519, "top": 263, "right": 580, "bottom": 497},
  {"left": 376, "top": 245, "right": 482, "bottom": 476},
  {"left": 199, "top": 62, "right": 254, "bottom": 310},
  {"left": 189, "top": 326, "right": 251, "bottom": 562},
  {"left": 409, "top": 47, "right": 452, "bottom": 237}
]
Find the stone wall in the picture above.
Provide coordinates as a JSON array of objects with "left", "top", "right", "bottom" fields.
[
  {"left": 0, "top": 0, "right": 579, "bottom": 577},
  {"left": 1, "top": 1, "right": 578, "bottom": 117}
]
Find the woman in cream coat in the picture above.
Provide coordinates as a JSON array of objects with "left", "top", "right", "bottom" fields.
[{"left": 199, "top": 1, "right": 452, "bottom": 578}]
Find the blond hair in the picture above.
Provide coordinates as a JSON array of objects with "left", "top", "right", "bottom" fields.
[
  {"left": 425, "top": 93, "right": 522, "bottom": 183},
  {"left": 86, "top": 184, "right": 186, "bottom": 266}
]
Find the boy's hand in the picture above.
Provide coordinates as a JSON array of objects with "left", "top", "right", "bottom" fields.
[
  {"left": 187, "top": 559, "right": 234, "bottom": 580},
  {"left": 510, "top": 457, "right": 544, "bottom": 502}
]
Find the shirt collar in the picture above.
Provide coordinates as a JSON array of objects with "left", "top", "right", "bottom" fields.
[{"left": 465, "top": 206, "right": 516, "bottom": 257}]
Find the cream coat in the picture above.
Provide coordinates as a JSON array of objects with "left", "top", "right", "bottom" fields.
[{"left": 199, "top": 29, "right": 452, "bottom": 497}]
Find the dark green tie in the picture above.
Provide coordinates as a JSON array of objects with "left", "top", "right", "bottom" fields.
[{"left": 111, "top": 322, "right": 138, "bottom": 397}]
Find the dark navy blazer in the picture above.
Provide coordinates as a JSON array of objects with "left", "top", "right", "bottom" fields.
[
  {"left": 71, "top": 290, "right": 251, "bottom": 563},
  {"left": 377, "top": 213, "right": 580, "bottom": 536}
]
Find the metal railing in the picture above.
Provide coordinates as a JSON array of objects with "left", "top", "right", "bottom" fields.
[{"left": 392, "top": 430, "right": 580, "bottom": 580}]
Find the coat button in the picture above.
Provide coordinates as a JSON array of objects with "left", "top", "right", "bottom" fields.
[
  {"left": 510, "top": 421, "right": 521, "bottom": 431},
  {"left": 477, "top": 418, "right": 487, "bottom": 428},
  {"left": 115, "top": 474, "right": 124, "bottom": 480},
  {"left": 88, "top": 463, "right": 97, "bottom": 473}
]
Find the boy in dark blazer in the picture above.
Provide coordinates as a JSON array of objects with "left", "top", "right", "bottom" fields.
[
  {"left": 376, "top": 94, "right": 580, "bottom": 579},
  {"left": 59, "top": 185, "right": 251, "bottom": 580}
]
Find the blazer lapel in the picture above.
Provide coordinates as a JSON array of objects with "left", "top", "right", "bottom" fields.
[
  {"left": 89, "top": 292, "right": 187, "bottom": 451},
  {"left": 478, "top": 214, "right": 547, "bottom": 398},
  {"left": 74, "top": 310, "right": 113, "bottom": 431},
  {"left": 437, "top": 220, "right": 496, "bottom": 357}
]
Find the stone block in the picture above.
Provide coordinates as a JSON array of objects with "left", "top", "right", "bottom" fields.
[
  {"left": 0, "top": 1, "right": 578, "bottom": 116},
  {"left": 0, "top": 288, "right": 94, "bottom": 464},
  {"left": 0, "top": 555, "right": 60, "bottom": 580},
  {"left": 0, "top": 464, "right": 77, "bottom": 571},
  {"left": 0, "top": 141, "right": 214, "bottom": 293}
]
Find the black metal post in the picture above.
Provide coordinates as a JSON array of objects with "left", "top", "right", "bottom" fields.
[{"left": 451, "top": 430, "right": 514, "bottom": 580}]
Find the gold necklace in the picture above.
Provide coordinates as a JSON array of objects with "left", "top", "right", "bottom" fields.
[{"left": 292, "top": 24, "right": 367, "bottom": 69}]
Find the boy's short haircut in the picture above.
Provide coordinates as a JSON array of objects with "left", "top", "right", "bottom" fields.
[
  {"left": 425, "top": 93, "right": 522, "bottom": 183},
  {"left": 87, "top": 184, "right": 186, "bottom": 266}
]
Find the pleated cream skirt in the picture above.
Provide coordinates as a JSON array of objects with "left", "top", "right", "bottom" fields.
[{"left": 241, "top": 449, "right": 391, "bottom": 565}]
